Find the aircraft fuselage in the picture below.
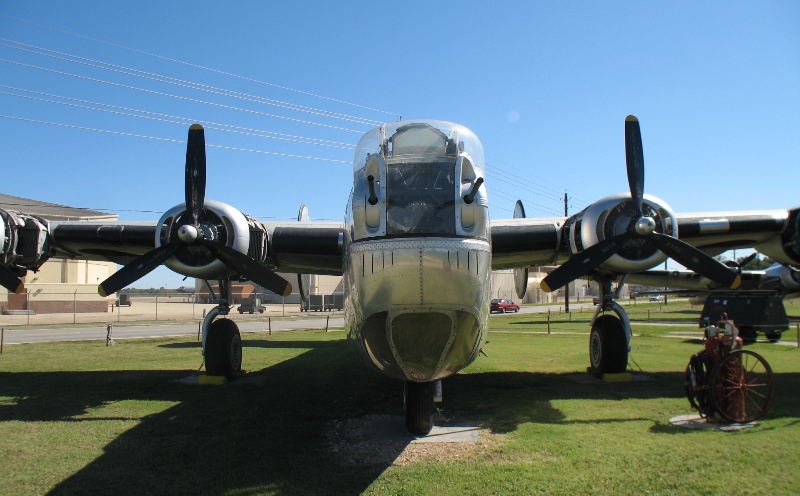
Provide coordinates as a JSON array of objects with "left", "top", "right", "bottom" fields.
[{"left": 343, "top": 120, "right": 492, "bottom": 382}]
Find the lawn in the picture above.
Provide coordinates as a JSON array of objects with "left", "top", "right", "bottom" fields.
[{"left": 0, "top": 307, "right": 798, "bottom": 495}]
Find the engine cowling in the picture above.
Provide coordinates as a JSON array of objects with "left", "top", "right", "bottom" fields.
[
  {"left": 155, "top": 199, "right": 262, "bottom": 279},
  {"left": 566, "top": 193, "right": 677, "bottom": 274}
]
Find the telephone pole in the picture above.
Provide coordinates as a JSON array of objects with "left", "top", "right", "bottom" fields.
[{"left": 564, "top": 192, "right": 570, "bottom": 312}]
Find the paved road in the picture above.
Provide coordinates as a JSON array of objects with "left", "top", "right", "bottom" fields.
[
  {"left": 2, "top": 316, "right": 346, "bottom": 345},
  {"left": 1, "top": 299, "right": 677, "bottom": 345}
]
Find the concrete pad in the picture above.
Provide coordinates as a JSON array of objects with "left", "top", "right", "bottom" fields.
[
  {"left": 567, "top": 373, "right": 654, "bottom": 385},
  {"left": 199, "top": 375, "right": 227, "bottom": 385},
  {"left": 669, "top": 414, "right": 758, "bottom": 431},
  {"left": 412, "top": 425, "right": 480, "bottom": 443},
  {"left": 177, "top": 373, "right": 265, "bottom": 385},
  {"left": 602, "top": 372, "right": 632, "bottom": 383},
  {"left": 366, "top": 415, "right": 481, "bottom": 443}
]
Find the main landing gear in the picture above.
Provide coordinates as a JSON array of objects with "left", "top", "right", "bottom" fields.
[
  {"left": 202, "top": 279, "right": 243, "bottom": 380},
  {"left": 589, "top": 279, "right": 631, "bottom": 375}
]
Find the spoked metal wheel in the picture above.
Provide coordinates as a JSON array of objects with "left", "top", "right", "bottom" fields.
[
  {"left": 709, "top": 350, "right": 774, "bottom": 423},
  {"left": 685, "top": 351, "right": 713, "bottom": 416}
]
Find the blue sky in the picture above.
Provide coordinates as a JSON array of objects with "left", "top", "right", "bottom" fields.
[{"left": 1, "top": 2, "right": 798, "bottom": 288}]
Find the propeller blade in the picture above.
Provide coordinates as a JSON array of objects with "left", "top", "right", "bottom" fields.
[
  {"left": 199, "top": 240, "right": 293, "bottom": 297},
  {"left": 624, "top": 115, "right": 645, "bottom": 218},
  {"left": 0, "top": 265, "right": 24, "bottom": 294},
  {"left": 185, "top": 124, "right": 207, "bottom": 225},
  {"left": 98, "top": 242, "right": 182, "bottom": 297},
  {"left": 650, "top": 233, "right": 741, "bottom": 289},
  {"left": 541, "top": 231, "right": 632, "bottom": 292},
  {"left": 737, "top": 252, "right": 758, "bottom": 270}
]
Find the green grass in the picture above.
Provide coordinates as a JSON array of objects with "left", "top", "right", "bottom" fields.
[{"left": 0, "top": 316, "right": 798, "bottom": 495}]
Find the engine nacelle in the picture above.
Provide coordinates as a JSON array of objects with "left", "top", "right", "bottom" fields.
[
  {"left": 755, "top": 207, "right": 800, "bottom": 266},
  {"left": 155, "top": 199, "right": 264, "bottom": 280},
  {"left": 566, "top": 193, "right": 678, "bottom": 273},
  {"left": 0, "top": 209, "right": 52, "bottom": 274}
]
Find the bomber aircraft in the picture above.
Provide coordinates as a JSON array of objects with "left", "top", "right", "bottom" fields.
[{"left": 1, "top": 116, "right": 798, "bottom": 435}]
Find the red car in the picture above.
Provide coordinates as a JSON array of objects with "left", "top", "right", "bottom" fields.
[{"left": 490, "top": 298, "right": 520, "bottom": 313}]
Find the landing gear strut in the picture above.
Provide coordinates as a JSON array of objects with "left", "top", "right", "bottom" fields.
[
  {"left": 589, "top": 279, "right": 631, "bottom": 375},
  {"left": 404, "top": 381, "right": 435, "bottom": 435},
  {"left": 202, "top": 278, "right": 242, "bottom": 380}
]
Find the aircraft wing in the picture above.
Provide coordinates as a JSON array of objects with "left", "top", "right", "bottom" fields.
[
  {"left": 626, "top": 262, "right": 800, "bottom": 295},
  {"left": 489, "top": 208, "right": 800, "bottom": 277},
  {"left": 45, "top": 219, "right": 345, "bottom": 275}
]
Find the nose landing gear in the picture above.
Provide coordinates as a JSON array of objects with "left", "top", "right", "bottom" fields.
[{"left": 404, "top": 381, "right": 435, "bottom": 436}]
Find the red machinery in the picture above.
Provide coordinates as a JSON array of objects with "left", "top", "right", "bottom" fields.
[{"left": 685, "top": 314, "right": 775, "bottom": 423}]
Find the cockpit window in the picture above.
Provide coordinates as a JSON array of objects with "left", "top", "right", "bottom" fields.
[
  {"left": 389, "top": 123, "right": 450, "bottom": 157},
  {"left": 386, "top": 158, "right": 456, "bottom": 235}
]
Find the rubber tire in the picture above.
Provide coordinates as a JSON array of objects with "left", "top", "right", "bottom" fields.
[
  {"left": 589, "top": 315, "right": 628, "bottom": 374},
  {"left": 765, "top": 330, "right": 782, "bottom": 342},
  {"left": 739, "top": 326, "right": 757, "bottom": 344},
  {"left": 404, "top": 381, "right": 435, "bottom": 436},
  {"left": 515, "top": 307, "right": 520, "bottom": 313},
  {"left": 205, "top": 319, "right": 242, "bottom": 380}
]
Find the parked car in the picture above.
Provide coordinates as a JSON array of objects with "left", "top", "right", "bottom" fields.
[
  {"left": 649, "top": 295, "right": 664, "bottom": 302},
  {"left": 490, "top": 298, "right": 519, "bottom": 313}
]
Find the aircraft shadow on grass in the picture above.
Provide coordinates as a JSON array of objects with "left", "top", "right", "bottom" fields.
[{"left": 1, "top": 338, "right": 798, "bottom": 495}]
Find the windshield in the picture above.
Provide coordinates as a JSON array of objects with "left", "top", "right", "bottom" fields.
[{"left": 386, "top": 158, "right": 455, "bottom": 235}]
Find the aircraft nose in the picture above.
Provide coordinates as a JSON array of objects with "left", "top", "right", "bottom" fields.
[{"left": 390, "top": 311, "right": 454, "bottom": 381}]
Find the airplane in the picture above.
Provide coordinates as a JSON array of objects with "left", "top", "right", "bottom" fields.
[
  {"left": 627, "top": 258, "right": 800, "bottom": 298},
  {"left": 1, "top": 116, "right": 798, "bottom": 435}
]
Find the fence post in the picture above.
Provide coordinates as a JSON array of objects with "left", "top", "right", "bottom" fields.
[
  {"left": 796, "top": 322, "right": 799, "bottom": 348},
  {"left": 269, "top": 317, "right": 272, "bottom": 336},
  {"left": 197, "top": 321, "right": 201, "bottom": 341},
  {"left": 326, "top": 315, "right": 330, "bottom": 333},
  {"left": 155, "top": 292, "right": 158, "bottom": 321},
  {"left": 26, "top": 291, "right": 30, "bottom": 325},
  {"left": 547, "top": 309, "right": 551, "bottom": 335},
  {"left": 1, "top": 327, "right": 4, "bottom": 353},
  {"left": 73, "top": 290, "right": 77, "bottom": 324}
]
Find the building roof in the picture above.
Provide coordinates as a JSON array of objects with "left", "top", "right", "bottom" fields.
[{"left": 0, "top": 193, "right": 117, "bottom": 221}]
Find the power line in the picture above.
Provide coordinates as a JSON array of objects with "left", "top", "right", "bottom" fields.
[
  {"left": 0, "top": 58, "right": 368, "bottom": 134},
  {"left": 1, "top": 87, "right": 356, "bottom": 149},
  {"left": 0, "top": 114, "right": 351, "bottom": 163},
  {"left": 0, "top": 13, "right": 401, "bottom": 119},
  {"left": 488, "top": 156, "right": 592, "bottom": 206},
  {"left": 0, "top": 39, "right": 384, "bottom": 126}
]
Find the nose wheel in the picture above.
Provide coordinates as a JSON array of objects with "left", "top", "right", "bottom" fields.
[{"left": 404, "top": 381, "right": 435, "bottom": 435}]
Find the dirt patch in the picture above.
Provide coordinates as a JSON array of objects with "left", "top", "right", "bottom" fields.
[{"left": 325, "top": 414, "right": 500, "bottom": 466}]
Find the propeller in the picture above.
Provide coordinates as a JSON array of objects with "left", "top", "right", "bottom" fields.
[
  {"left": 98, "top": 124, "right": 292, "bottom": 298},
  {"left": 541, "top": 116, "right": 741, "bottom": 293},
  {"left": 0, "top": 265, "right": 24, "bottom": 294}
]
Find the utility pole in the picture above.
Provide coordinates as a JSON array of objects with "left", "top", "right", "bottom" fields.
[{"left": 564, "top": 192, "right": 570, "bottom": 312}]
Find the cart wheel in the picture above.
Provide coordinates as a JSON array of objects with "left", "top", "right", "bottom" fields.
[
  {"left": 709, "top": 350, "right": 774, "bottom": 423},
  {"left": 685, "top": 351, "right": 713, "bottom": 416}
]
